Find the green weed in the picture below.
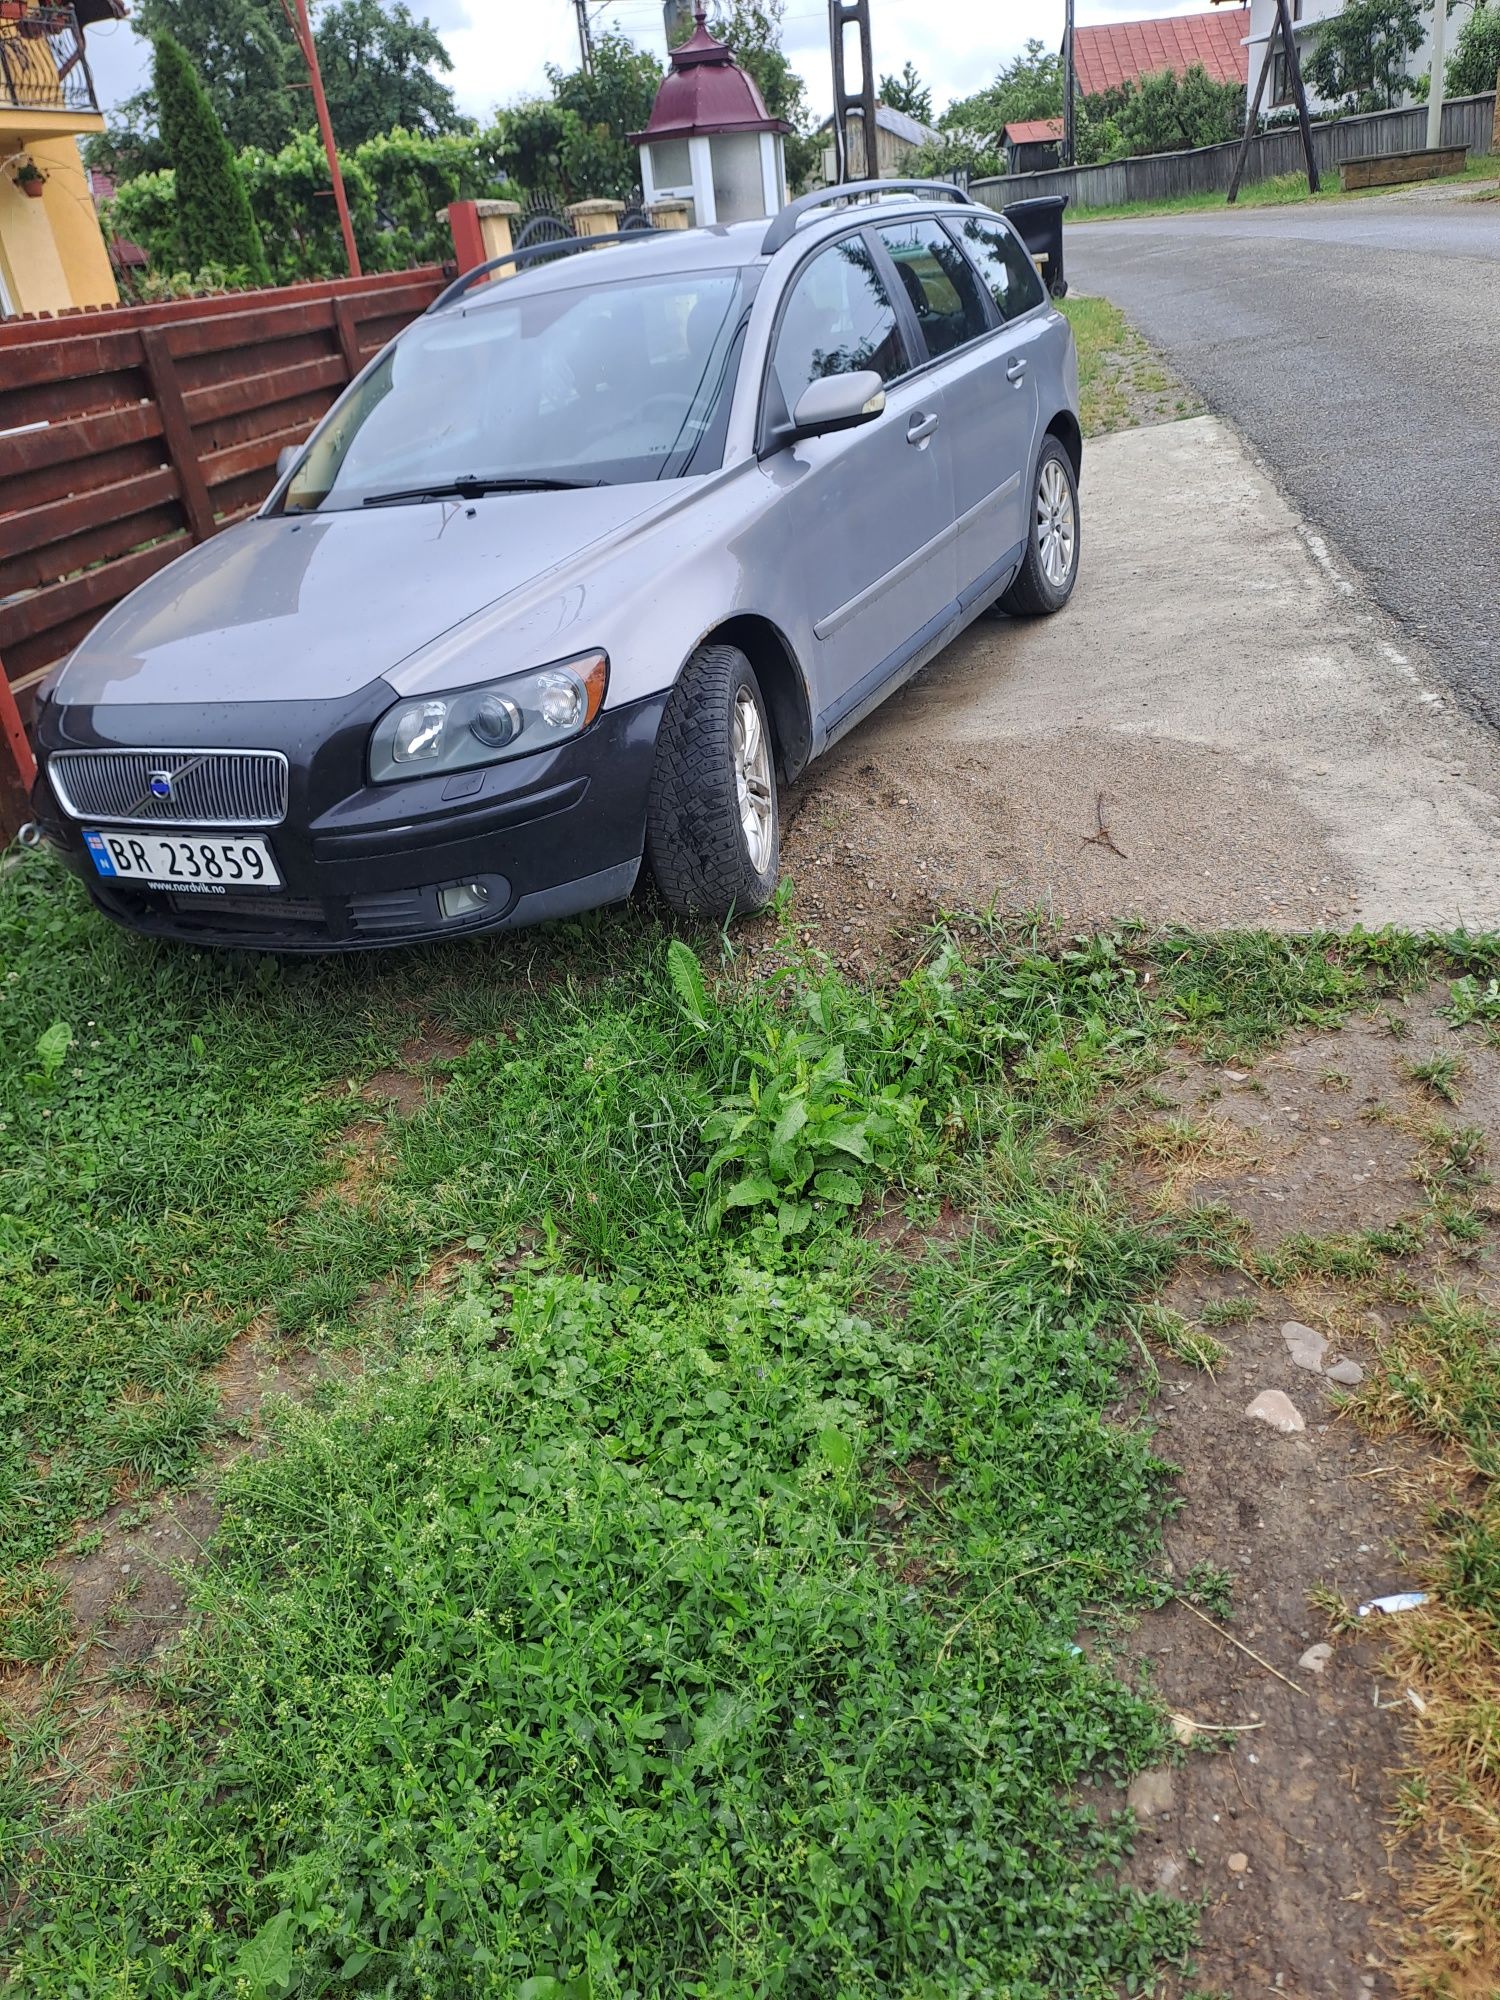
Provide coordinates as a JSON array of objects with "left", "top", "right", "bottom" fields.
[
  {"left": 7, "top": 859, "right": 1500, "bottom": 1991},
  {"left": 1407, "top": 1053, "right": 1466, "bottom": 1104}
]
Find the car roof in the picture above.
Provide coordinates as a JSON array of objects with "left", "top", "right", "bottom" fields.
[{"left": 448, "top": 195, "right": 985, "bottom": 310}]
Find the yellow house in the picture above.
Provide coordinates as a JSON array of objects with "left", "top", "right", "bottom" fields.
[{"left": 0, "top": 0, "right": 124, "bottom": 316}]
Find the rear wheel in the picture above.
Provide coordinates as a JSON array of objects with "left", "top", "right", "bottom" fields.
[
  {"left": 999, "top": 434, "right": 1080, "bottom": 617},
  {"left": 646, "top": 642, "right": 780, "bottom": 920}
]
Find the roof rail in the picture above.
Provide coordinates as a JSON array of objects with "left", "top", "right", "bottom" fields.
[
  {"left": 427, "top": 227, "right": 666, "bottom": 312},
  {"left": 760, "top": 179, "right": 977, "bottom": 257}
]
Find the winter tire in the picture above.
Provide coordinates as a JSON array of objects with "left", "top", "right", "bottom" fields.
[
  {"left": 646, "top": 643, "right": 780, "bottom": 920},
  {"left": 999, "top": 434, "right": 1080, "bottom": 618}
]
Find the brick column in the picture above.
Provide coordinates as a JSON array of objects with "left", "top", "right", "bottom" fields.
[
  {"left": 566, "top": 198, "right": 625, "bottom": 238},
  {"left": 646, "top": 198, "right": 693, "bottom": 229},
  {"left": 439, "top": 199, "right": 521, "bottom": 274}
]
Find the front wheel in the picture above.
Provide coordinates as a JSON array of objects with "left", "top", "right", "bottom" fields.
[
  {"left": 646, "top": 642, "right": 780, "bottom": 920},
  {"left": 999, "top": 434, "right": 1080, "bottom": 618}
]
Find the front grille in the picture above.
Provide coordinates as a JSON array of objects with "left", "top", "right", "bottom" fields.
[{"left": 47, "top": 749, "right": 289, "bottom": 828}]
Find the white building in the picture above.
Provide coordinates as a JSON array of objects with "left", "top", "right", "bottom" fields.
[{"left": 1242, "top": 0, "right": 1475, "bottom": 116}]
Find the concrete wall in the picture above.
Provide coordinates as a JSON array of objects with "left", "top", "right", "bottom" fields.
[
  {"left": 0, "top": 120, "right": 117, "bottom": 315},
  {"left": 970, "top": 92, "right": 1496, "bottom": 212}
]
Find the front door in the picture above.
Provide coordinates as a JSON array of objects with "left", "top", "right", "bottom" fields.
[{"left": 759, "top": 229, "right": 957, "bottom": 742}]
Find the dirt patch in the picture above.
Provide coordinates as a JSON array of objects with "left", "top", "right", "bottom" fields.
[
  {"left": 1104, "top": 989, "right": 1500, "bottom": 1995},
  {"left": 2, "top": 1321, "right": 347, "bottom": 1826},
  {"left": 359, "top": 1019, "right": 471, "bottom": 1115},
  {"left": 318, "top": 1119, "right": 393, "bottom": 1206}
]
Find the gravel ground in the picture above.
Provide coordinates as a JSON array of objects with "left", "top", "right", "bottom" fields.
[{"left": 1067, "top": 199, "right": 1500, "bottom": 726}]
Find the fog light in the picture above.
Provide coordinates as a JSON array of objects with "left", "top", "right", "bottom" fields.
[{"left": 438, "top": 881, "right": 491, "bottom": 920}]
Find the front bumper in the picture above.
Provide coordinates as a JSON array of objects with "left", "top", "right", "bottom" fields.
[{"left": 32, "top": 684, "right": 669, "bottom": 950}]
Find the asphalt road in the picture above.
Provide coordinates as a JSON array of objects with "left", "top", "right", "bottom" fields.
[{"left": 1069, "top": 198, "right": 1500, "bottom": 725}]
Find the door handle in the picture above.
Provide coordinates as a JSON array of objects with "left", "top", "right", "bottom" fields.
[
  {"left": 906, "top": 411, "right": 940, "bottom": 443},
  {"left": 1006, "top": 358, "right": 1028, "bottom": 383}
]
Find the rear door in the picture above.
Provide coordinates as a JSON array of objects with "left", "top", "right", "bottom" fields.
[
  {"left": 874, "top": 211, "right": 1046, "bottom": 607},
  {"left": 759, "top": 229, "right": 957, "bottom": 740}
]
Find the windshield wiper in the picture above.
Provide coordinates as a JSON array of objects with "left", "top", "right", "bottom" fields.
[{"left": 361, "top": 475, "right": 602, "bottom": 507}]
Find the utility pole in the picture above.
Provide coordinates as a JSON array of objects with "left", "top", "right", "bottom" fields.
[
  {"left": 574, "top": 0, "right": 594, "bottom": 74},
  {"left": 829, "top": 0, "right": 877, "bottom": 181},
  {"left": 1425, "top": 0, "right": 1447, "bottom": 150},
  {"left": 1062, "top": 0, "right": 1076, "bottom": 167},
  {"left": 1227, "top": 0, "right": 1318, "bottom": 200},
  {"left": 277, "top": 0, "right": 361, "bottom": 277}
]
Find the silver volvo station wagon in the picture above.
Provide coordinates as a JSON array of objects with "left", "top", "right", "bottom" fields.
[{"left": 30, "top": 181, "right": 1082, "bottom": 950}]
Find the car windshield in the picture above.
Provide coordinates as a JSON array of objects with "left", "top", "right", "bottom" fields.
[{"left": 282, "top": 266, "right": 750, "bottom": 511}]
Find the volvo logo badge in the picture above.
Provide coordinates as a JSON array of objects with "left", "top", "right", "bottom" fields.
[{"left": 148, "top": 771, "right": 174, "bottom": 800}]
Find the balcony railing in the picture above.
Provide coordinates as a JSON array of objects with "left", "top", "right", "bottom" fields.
[{"left": 0, "top": 6, "right": 100, "bottom": 119}]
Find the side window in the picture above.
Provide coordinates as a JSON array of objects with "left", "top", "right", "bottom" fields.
[
  {"left": 874, "top": 218, "right": 990, "bottom": 360},
  {"left": 945, "top": 214, "right": 1045, "bottom": 324},
  {"left": 771, "top": 234, "right": 907, "bottom": 414}
]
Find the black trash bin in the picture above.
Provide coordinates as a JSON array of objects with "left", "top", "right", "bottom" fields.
[{"left": 1002, "top": 195, "right": 1068, "bottom": 299}]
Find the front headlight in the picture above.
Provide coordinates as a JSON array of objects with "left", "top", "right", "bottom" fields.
[{"left": 369, "top": 652, "right": 608, "bottom": 784}]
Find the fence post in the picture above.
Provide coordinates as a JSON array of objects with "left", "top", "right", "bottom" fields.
[
  {"left": 139, "top": 326, "right": 217, "bottom": 544},
  {"left": 332, "top": 296, "right": 364, "bottom": 382},
  {"left": 0, "top": 650, "right": 37, "bottom": 840},
  {"left": 442, "top": 200, "right": 487, "bottom": 273}
]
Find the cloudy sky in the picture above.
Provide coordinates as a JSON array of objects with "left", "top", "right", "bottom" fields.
[{"left": 81, "top": 0, "right": 1236, "bottom": 129}]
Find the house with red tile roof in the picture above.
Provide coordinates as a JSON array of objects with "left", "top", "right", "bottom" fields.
[{"left": 1073, "top": 7, "right": 1250, "bottom": 99}]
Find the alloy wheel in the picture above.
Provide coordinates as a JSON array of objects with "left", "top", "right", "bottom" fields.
[
  {"left": 731, "top": 686, "right": 774, "bottom": 874},
  {"left": 1037, "top": 458, "right": 1076, "bottom": 589}
]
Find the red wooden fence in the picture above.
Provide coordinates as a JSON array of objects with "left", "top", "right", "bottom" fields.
[{"left": 0, "top": 265, "right": 448, "bottom": 835}]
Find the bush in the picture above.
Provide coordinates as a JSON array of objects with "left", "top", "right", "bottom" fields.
[
  {"left": 1448, "top": 1, "right": 1500, "bottom": 97},
  {"left": 104, "top": 168, "right": 179, "bottom": 269},
  {"left": 238, "top": 129, "right": 379, "bottom": 283},
  {"left": 111, "top": 125, "right": 522, "bottom": 287},
  {"left": 355, "top": 128, "right": 517, "bottom": 272},
  {"left": 152, "top": 31, "right": 269, "bottom": 284},
  {"left": 1077, "top": 65, "right": 1246, "bottom": 164}
]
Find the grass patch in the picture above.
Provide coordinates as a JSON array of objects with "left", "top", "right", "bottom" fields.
[
  {"left": 1058, "top": 294, "right": 1202, "bottom": 435},
  {"left": 6, "top": 857, "right": 1500, "bottom": 1989},
  {"left": 1069, "top": 154, "right": 1500, "bottom": 224},
  {"left": 1139, "top": 1303, "right": 1227, "bottom": 1373},
  {"left": 1356, "top": 1290, "right": 1500, "bottom": 1989}
]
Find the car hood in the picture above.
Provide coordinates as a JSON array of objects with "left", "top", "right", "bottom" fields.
[{"left": 52, "top": 486, "right": 675, "bottom": 708}]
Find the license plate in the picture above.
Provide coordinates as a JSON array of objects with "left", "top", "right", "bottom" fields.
[{"left": 83, "top": 829, "right": 282, "bottom": 891}]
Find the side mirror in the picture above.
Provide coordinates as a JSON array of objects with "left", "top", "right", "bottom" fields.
[
  {"left": 275, "top": 444, "right": 302, "bottom": 481},
  {"left": 787, "top": 369, "right": 886, "bottom": 443}
]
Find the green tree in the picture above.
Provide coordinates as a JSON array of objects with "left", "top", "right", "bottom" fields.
[
  {"left": 313, "top": 0, "right": 463, "bottom": 141},
  {"left": 117, "top": 0, "right": 301, "bottom": 161},
  {"left": 152, "top": 31, "right": 270, "bottom": 281},
  {"left": 94, "top": 0, "right": 462, "bottom": 173},
  {"left": 545, "top": 30, "right": 665, "bottom": 200},
  {"left": 1448, "top": 0, "right": 1500, "bottom": 94},
  {"left": 878, "top": 60, "right": 933, "bottom": 124},
  {"left": 1306, "top": 0, "right": 1425, "bottom": 111},
  {"left": 943, "top": 39, "right": 1063, "bottom": 146}
]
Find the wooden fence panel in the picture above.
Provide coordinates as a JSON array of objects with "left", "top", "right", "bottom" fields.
[
  {"left": 971, "top": 91, "right": 1496, "bottom": 212},
  {"left": 0, "top": 265, "right": 445, "bottom": 834}
]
